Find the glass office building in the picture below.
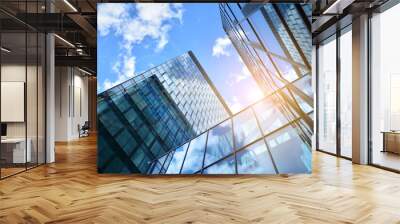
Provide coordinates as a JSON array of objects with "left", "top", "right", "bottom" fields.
[
  {"left": 97, "top": 51, "right": 230, "bottom": 173},
  {"left": 144, "top": 3, "right": 313, "bottom": 174},
  {"left": 212, "top": 2, "right": 313, "bottom": 171},
  {"left": 219, "top": 3, "right": 312, "bottom": 95},
  {"left": 218, "top": 3, "right": 313, "bottom": 134},
  {"left": 148, "top": 74, "right": 313, "bottom": 174},
  {"left": 99, "top": 4, "right": 314, "bottom": 175}
]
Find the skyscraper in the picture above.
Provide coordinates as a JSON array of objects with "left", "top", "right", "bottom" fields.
[
  {"left": 97, "top": 51, "right": 230, "bottom": 173},
  {"left": 219, "top": 3, "right": 313, "bottom": 136},
  {"left": 147, "top": 3, "right": 314, "bottom": 175}
]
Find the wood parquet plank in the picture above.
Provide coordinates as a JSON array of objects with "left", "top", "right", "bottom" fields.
[{"left": 0, "top": 135, "right": 400, "bottom": 224}]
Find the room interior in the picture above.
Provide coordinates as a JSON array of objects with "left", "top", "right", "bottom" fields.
[{"left": 0, "top": 0, "right": 400, "bottom": 222}]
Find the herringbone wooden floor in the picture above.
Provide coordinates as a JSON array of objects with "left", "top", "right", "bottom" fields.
[{"left": 1, "top": 135, "right": 400, "bottom": 224}]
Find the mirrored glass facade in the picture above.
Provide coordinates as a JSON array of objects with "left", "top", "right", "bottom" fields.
[
  {"left": 219, "top": 3, "right": 313, "bottom": 136},
  {"left": 98, "top": 52, "right": 230, "bottom": 173},
  {"left": 148, "top": 74, "right": 313, "bottom": 175},
  {"left": 147, "top": 3, "right": 314, "bottom": 175}
]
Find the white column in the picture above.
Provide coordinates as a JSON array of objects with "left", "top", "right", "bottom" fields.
[
  {"left": 312, "top": 45, "right": 317, "bottom": 151},
  {"left": 46, "top": 32, "right": 55, "bottom": 163},
  {"left": 45, "top": 0, "right": 55, "bottom": 163},
  {"left": 352, "top": 14, "right": 369, "bottom": 164}
]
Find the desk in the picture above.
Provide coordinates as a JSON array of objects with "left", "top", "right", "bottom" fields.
[
  {"left": 1, "top": 138, "right": 31, "bottom": 163},
  {"left": 382, "top": 131, "right": 400, "bottom": 154}
]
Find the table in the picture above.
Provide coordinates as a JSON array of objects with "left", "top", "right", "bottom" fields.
[
  {"left": 1, "top": 138, "right": 31, "bottom": 164},
  {"left": 382, "top": 131, "right": 400, "bottom": 154}
]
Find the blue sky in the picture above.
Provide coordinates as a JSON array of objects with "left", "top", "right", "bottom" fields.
[{"left": 97, "top": 3, "right": 264, "bottom": 113}]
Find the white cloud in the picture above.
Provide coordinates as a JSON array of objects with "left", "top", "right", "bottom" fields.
[
  {"left": 98, "top": 3, "right": 184, "bottom": 91},
  {"left": 235, "top": 65, "right": 251, "bottom": 82},
  {"left": 97, "top": 4, "right": 128, "bottom": 36},
  {"left": 229, "top": 96, "right": 242, "bottom": 114},
  {"left": 227, "top": 56, "right": 252, "bottom": 85},
  {"left": 103, "top": 56, "right": 137, "bottom": 90},
  {"left": 212, "top": 36, "right": 232, "bottom": 57}
]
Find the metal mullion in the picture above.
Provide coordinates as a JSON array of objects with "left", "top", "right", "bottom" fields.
[
  {"left": 336, "top": 30, "right": 341, "bottom": 157},
  {"left": 367, "top": 11, "right": 373, "bottom": 165},
  {"left": 200, "top": 130, "right": 209, "bottom": 174},
  {"left": 231, "top": 118, "right": 238, "bottom": 174},
  {"left": 179, "top": 141, "right": 190, "bottom": 174},
  {"left": 251, "top": 107, "right": 279, "bottom": 174},
  {"left": 25, "top": 1, "right": 28, "bottom": 170},
  {"left": 316, "top": 44, "right": 320, "bottom": 151}
]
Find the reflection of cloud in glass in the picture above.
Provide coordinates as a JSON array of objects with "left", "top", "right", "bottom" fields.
[
  {"left": 253, "top": 96, "right": 289, "bottom": 135},
  {"left": 266, "top": 127, "right": 312, "bottom": 173},
  {"left": 204, "top": 120, "right": 234, "bottom": 167},
  {"left": 203, "top": 156, "right": 235, "bottom": 174},
  {"left": 166, "top": 143, "right": 188, "bottom": 174},
  {"left": 237, "top": 140, "right": 276, "bottom": 174},
  {"left": 233, "top": 109, "right": 262, "bottom": 149},
  {"left": 181, "top": 133, "right": 207, "bottom": 174}
]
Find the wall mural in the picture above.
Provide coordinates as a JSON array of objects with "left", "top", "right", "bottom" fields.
[{"left": 97, "top": 3, "right": 313, "bottom": 174}]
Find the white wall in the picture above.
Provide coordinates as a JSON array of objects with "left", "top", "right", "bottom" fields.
[{"left": 55, "top": 67, "right": 89, "bottom": 141}]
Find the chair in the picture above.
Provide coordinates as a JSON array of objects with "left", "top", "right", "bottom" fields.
[{"left": 78, "top": 121, "right": 90, "bottom": 138}]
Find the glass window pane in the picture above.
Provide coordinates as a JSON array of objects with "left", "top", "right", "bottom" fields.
[
  {"left": 204, "top": 119, "right": 234, "bottom": 167},
  {"left": 160, "top": 152, "right": 173, "bottom": 174},
  {"left": 233, "top": 108, "right": 262, "bottom": 149},
  {"left": 253, "top": 95, "right": 290, "bottom": 134},
  {"left": 284, "top": 87, "right": 313, "bottom": 114},
  {"left": 181, "top": 132, "right": 207, "bottom": 174},
  {"left": 202, "top": 155, "right": 236, "bottom": 174},
  {"left": 157, "top": 153, "right": 169, "bottom": 168},
  {"left": 371, "top": 5, "right": 400, "bottom": 171},
  {"left": 237, "top": 140, "right": 276, "bottom": 174},
  {"left": 1, "top": 31, "right": 27, "bottom": 177},
  {"left": 166, "top": 143, "right": 188, "bottom": 174},
  {"left": 265, "top": 126, "right": 312, "bottom": 173},
  {"left": 293, "top": 74, "right": 313, "bottom": 98},
  {"left": 317, "top": 36, "right": 337, "bottom": 154},
  {"left": 151, "top": 162, "right": 162, "bottom": 174},
  {"left": 340, "top": 28, "right": 352, "bottom": 158}
]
